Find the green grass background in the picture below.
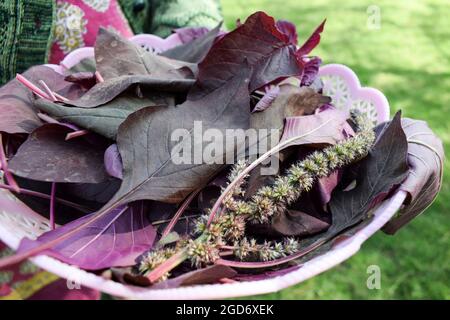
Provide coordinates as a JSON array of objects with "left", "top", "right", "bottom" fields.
[{"left": 221, "top": 0, "right": 450, "bottom": 299}]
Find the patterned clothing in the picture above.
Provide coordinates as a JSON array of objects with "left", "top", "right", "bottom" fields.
[{"left": 0, "top": 0, "right": 223, "bottom": 84}]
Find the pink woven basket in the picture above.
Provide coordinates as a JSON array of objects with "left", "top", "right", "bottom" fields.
[{"left": 0, "top": 34, "right": 405, "bottom": 299}]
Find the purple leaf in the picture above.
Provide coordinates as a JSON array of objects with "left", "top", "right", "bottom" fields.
[
  {"left": 17, "top": 202, "right": 157, "bottom": 270},
  {"left": 317, "top": 170, "right": 341, "bottom": 205},
  {"left": 104, "top": 144, "right": 123, "bottom": 179},
  {"left": 297, "top": 19, "right": 326, "bottom": 57},
  {"left": 327, "top": 112, "right": 409, "bottom": 237},
  {"left": 174, "top": 27, "right": 210, "bottom": 44},
  {"left": 383, "top": 118, "right": 444, "bottom": 234},
  {"left": 300, "top": 56, "right": 322, "bottom": 87},
  {"left": 280, "top": 108, "right": 349, "bottom": 147},
  {"left": 162, "top": 23, "right": 223, "bottom": 63},
  {"left": 188, "top": 11, "right": 303, "bottom": 99},
  {"left": 271, "top": 209, "right": 330, "bottom": 237},
  {"left": 8, "top": 123, "right": 108, "bottom": 183},
  {"left": 0, "top": 66, "right": 84, "bottom": 134},
  {"left": 252, "top": 86, "right": 281, "bottom": 112},
  {"left": 276, "top": 20, "right": 298, "bottom": 44},
  {"left": 94, "top": 28, "right": 197, "bottom": 81}
]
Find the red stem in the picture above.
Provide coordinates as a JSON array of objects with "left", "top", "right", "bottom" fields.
[
  {"left": 145, "top": 250, "right": 188, "bottom": 283},
  {"left": 0, "top": 134, "right": 20, "bottom": 193},
  {"left": 37, "top": 113, "right": 59, "bottom": 124},
  {"left": 65, "top": 130, "right": 90, "bottom": 141},
  {"left": 160, "top": 189, "right": 200, "bottom": 238},
  {"left": 16, "top": 74, "right": 51, "bottom": 100},
  {"left": 215, "top": 239, "right": 326, "bottom": 269},
  {"left": 53, "top": 92, "right": 69, "bottom": 102},
  {"left": 0, "top": 183, "right": 91, "bottom": 213},
  {"left": 49, "top": 182, "right": 56, "bottom": 230},
  {"left": 38, "top": 80, "right": 57, "bottom": 102},
  {"left": 95, "top": 71, "right": 104, "bottom": 83}
]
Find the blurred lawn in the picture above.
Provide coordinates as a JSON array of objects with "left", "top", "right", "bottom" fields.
[{"left": 222, "top": 0, "right": 450, "bottom": 299}]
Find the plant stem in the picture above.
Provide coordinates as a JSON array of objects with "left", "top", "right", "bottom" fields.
[
  {"left": 151, "top": 214, "right": 201, "bottom": 226},
  {"left": 38, "top": 80, "right": 57, "bottom": 102},
  {"left": 0, "top": 183, "right": 91, "bottom": 213},
  {"left": 160, "top": 189, "right": 200, "bottom": 238},
  {"left": 145, "top": 250, "right": 189, "bottom": 283},
  {"left": 53, "top": 92, "right": 69, "bottom": 102},
  {"left": 95, "top": 71, "right": 104, "bottom": 83},
  {"left": 16, "top": 74, "right": 51, "bottom": 100},
  {"left": 49, "top": 182, "right": 56, "bottom": 230},
  {"left": 37, "top": 113, "right": 60, "bottom": 124},
  {"left": 0, "top": 133, "right": 20, "bottom": 193},
  {"left": 65, "top": 130, "right": 90, "bottom": 141},
  {"left": 215, "top": 239, "right": 326, "bottom": 269}
]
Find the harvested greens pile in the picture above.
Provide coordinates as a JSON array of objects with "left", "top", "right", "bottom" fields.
[{"left": 0, "top": 12, "right": 444, "bottom": 288}]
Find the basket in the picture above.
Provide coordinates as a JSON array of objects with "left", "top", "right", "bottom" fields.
[{"left": 0, "top": 33, "right": 405, "bottom": 299}]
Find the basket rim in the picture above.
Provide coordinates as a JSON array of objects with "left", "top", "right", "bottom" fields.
[
  {"left": 0, "top": 191, "right": 407, "bottom": 299},
  {"left": 0, "top": 32, "right": 398, "bottom": 299}
]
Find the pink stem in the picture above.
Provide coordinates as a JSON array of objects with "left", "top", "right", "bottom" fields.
[
  {"left": 53, "top": 92, "right": 69, "bottom": 102},
  {"left": 16, "top": 74, "right": 51, "bottom": 100},
  {"left": 65, "top": 130, "right": 89, "bottom": 141},
  {"left": 37, "top": 113, "right": 59, "bottom": 124},
  {"left": 95, "top": 71, "right": 104, "bottom": 83},
  {"left": 0, "top": 134, "right": 20, "bottom": 193},
  {"left": 49, "top": 182, "right": 56, "bottom": 230},
  {"left": 215, "top": 239, "right": 326, "bottom": 269},
  {"left": 38, "top": 80, "right": 57, "bottom": 102},
  {"left": 160, "top": 189, "right": 200, "bottom": 238},
  {"left": 0, "top": 183, "right": 91, "bottom": 213},
  {"left": 219, "top": 245, "right": 236, "bottom": 250},
  {"left": 145, "top": 250, "right": 188, "bottom": 283}
]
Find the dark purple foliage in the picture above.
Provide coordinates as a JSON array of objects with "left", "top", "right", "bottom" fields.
[
  {"left": 104, "top": 144, "right": 123, "bottom": 179},
  {"left": 17, "top": 202, "right": 156, "bottom": 270},
  {"left": 276, "top": 20, "right": 298, "bottom": 44},
  {"left": 300, "top": 57, "right": 322, "bottom": 86}
]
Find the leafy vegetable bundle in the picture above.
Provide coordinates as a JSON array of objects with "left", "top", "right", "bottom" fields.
[{"left": 0, "top": 12, "right": 444, "bottom": 288}]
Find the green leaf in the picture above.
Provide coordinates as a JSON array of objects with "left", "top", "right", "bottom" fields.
[{"left": 34, "top": 95, "right": 168, "bottom": 139}]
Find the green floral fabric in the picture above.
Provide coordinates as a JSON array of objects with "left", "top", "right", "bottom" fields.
[{"left": 0, "top": 0, "right": 223, "bottom": 85}]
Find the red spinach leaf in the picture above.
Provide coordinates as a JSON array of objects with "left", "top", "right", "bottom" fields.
[
  {"left": 34, "top": 94, "right": 168, "bottom": 139},
  {"left": 383, "top": 118, "right": 444, "bottom": 234},
  {"left": 94, "top": 28, "right": 197, "bottom": 81},
  {"left": 9, "top": 124, "right": 108, "bottom": 183},
  {"left": 188, "top": 11, "right": 303, "bottom": 99},
  {"left": 17, "top": 202, "right": 156, "bottom": 270},
  {"left": 161, "top": 23, "right": 223, "bottom": 63},
  {"left": 110, "top": 67, "right": 251, "bottom": 205},
  {"left": 327, "top": 112, "right": 409, "bottom": 237},
  {"left": 0, "top": 66, "right": 83, "bottom": 134},
  {"left": 297, "top": 19, "right": 326, "bottom": 56}
]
